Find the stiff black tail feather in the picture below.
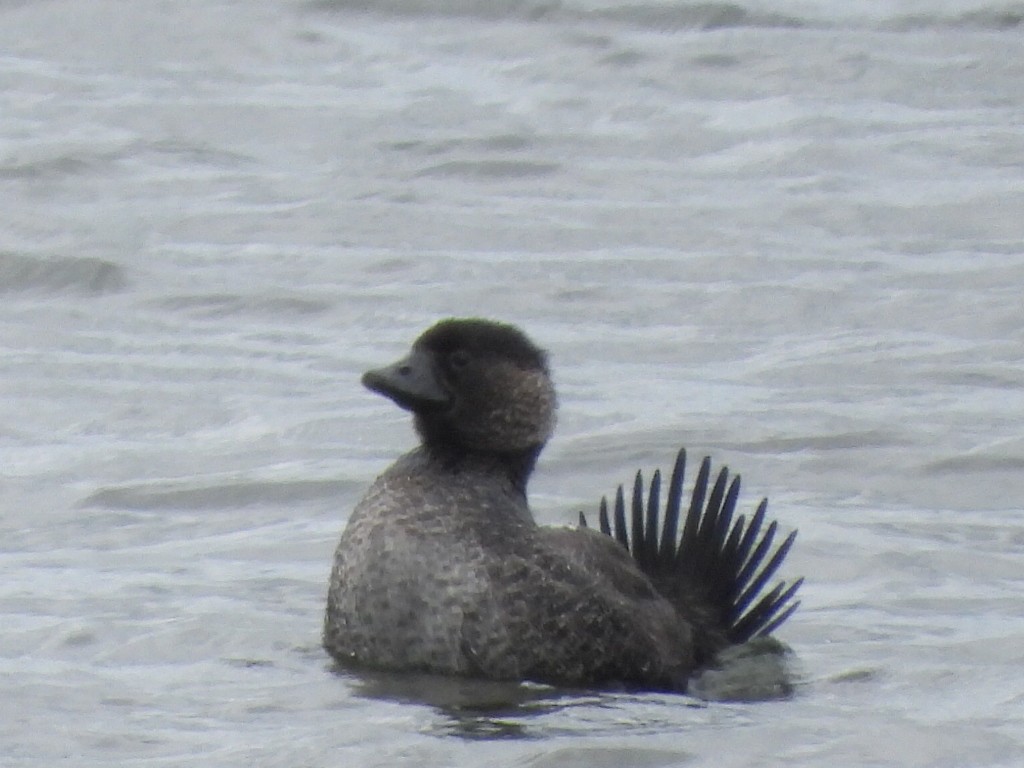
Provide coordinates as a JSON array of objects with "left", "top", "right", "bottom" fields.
[{"left": 579, "top": 448, "right": 802, "bottom": 644}]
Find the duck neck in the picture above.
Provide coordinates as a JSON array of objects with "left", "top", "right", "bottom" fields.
[{"left": 421, "top": 440, "right": 543, "bottom": 496}]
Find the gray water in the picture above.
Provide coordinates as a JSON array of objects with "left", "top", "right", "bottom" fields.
[{"left": 2, "top": 0, "right": 1024, "bottom": 765}]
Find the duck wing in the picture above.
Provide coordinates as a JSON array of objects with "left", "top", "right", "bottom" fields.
[{"left": 579, "top": 448, "right": 802, "bottom": 645}]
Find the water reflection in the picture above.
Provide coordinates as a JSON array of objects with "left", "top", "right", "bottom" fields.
[
  {"left": 332, "top": 636, "right": 796, "bottom": 739},
  {"left": 333, "top": 665, "right": 728, "bottom": 740},
  {"left": 340, "top": 667, "right": 577, "bottom": 739}
]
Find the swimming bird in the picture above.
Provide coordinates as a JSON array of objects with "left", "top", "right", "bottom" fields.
[{"left": 323, "top": 318, "right": 801, "bottom": 693}]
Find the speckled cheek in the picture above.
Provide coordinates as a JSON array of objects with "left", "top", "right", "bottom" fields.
[{"left": 467, "top": 364, "right": 556, "bottom": 451}]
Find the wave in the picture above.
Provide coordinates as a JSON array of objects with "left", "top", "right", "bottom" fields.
[
  {"left": 153, "top": 293, "right": 334, "bottom": 320},
  {"left": 80, "top": 477, "right": 359, "bottom": 511},
  {"left": 305, "top": 0, "right": 803, "bottom": 28},
  {"left": 0, "top": 253, "right": 126, "bottom": 295},
  {"left": 305, "top": 0, "right": 1024, "bottom": 32},
  {"left": 882, "top": 4, "right": 1024, "bottom": 31}
]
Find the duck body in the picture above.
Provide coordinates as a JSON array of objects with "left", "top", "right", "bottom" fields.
[
  {"left": 324, "top": 318, "right": 800, "bottom": 692},
  {"left": 327, "top": 446, "right": 692, "bottom": 687}
]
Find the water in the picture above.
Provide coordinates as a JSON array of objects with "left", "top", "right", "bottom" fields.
[{"left": 2, "top": 0, "right": 1023, "bottom": 764}]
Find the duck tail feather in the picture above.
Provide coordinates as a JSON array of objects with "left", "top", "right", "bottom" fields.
[
  {"left": 731, "top": 527, "right": 798, "bottom": 617},
  {"left": 751, "top": 586, "right": 803, "bottom": 639},
  {"left": 731, "top": 576, "right": 804, "bottom": 643},
  {"left": 631, "top": 471, "right": 647, "bottom": 569},
  {"left": 613, "top": 485, "right": 629, "bottom": 549},
  {"left": 676, "top": 456, "right": 711, "bottom": 570},
  {"left": 704, "top": 477, "right": 741, "bottom": 605},
  {"left": 578, "top": 496, "right": 610, "bottom": 533},
  {"left": 598, "top": 496, "right": 611, "bottom": 536},
  {"left": 732, "top": 499, "right": 769, "bottom": 583},
  {"left": 645, "top": 470, "right": 661, "bottom": 572},
  {"left": 692, "top": 466, "right": 729, "bottom": 582},
  {"left": 589, "top": 450, "right": 802, "bottom": 642},
  {"left": 658, "top": 448, "right": 686, "bottom": 563}
]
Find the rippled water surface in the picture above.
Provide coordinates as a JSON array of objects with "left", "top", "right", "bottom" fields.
[{"left": 2, "top": 1, "right": 1023, "bottom": 765}]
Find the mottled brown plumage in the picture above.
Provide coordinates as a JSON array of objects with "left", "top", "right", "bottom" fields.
[{"left": 323, "top": 318, "right": 800, "bottom": 692}]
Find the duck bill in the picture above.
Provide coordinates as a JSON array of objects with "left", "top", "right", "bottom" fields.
[{"left": 361, "top": 347, "right": 450, "bottom": 412}]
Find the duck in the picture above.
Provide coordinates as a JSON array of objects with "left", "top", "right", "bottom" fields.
[{"left": 323, "top": 318, "right": 801, "bottom": 693}]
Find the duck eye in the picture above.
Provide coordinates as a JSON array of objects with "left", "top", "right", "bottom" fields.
[{"left": 448, "top": 349, "right": 471, "bottom": 371}]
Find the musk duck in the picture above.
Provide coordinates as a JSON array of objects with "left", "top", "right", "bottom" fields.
[{"left": 324, "top": 318, "right": 801, "bottom": 693}]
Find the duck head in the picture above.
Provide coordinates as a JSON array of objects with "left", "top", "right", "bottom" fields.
[{"left": 362, "top": 319, "right": 557, "bottom": 463}]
